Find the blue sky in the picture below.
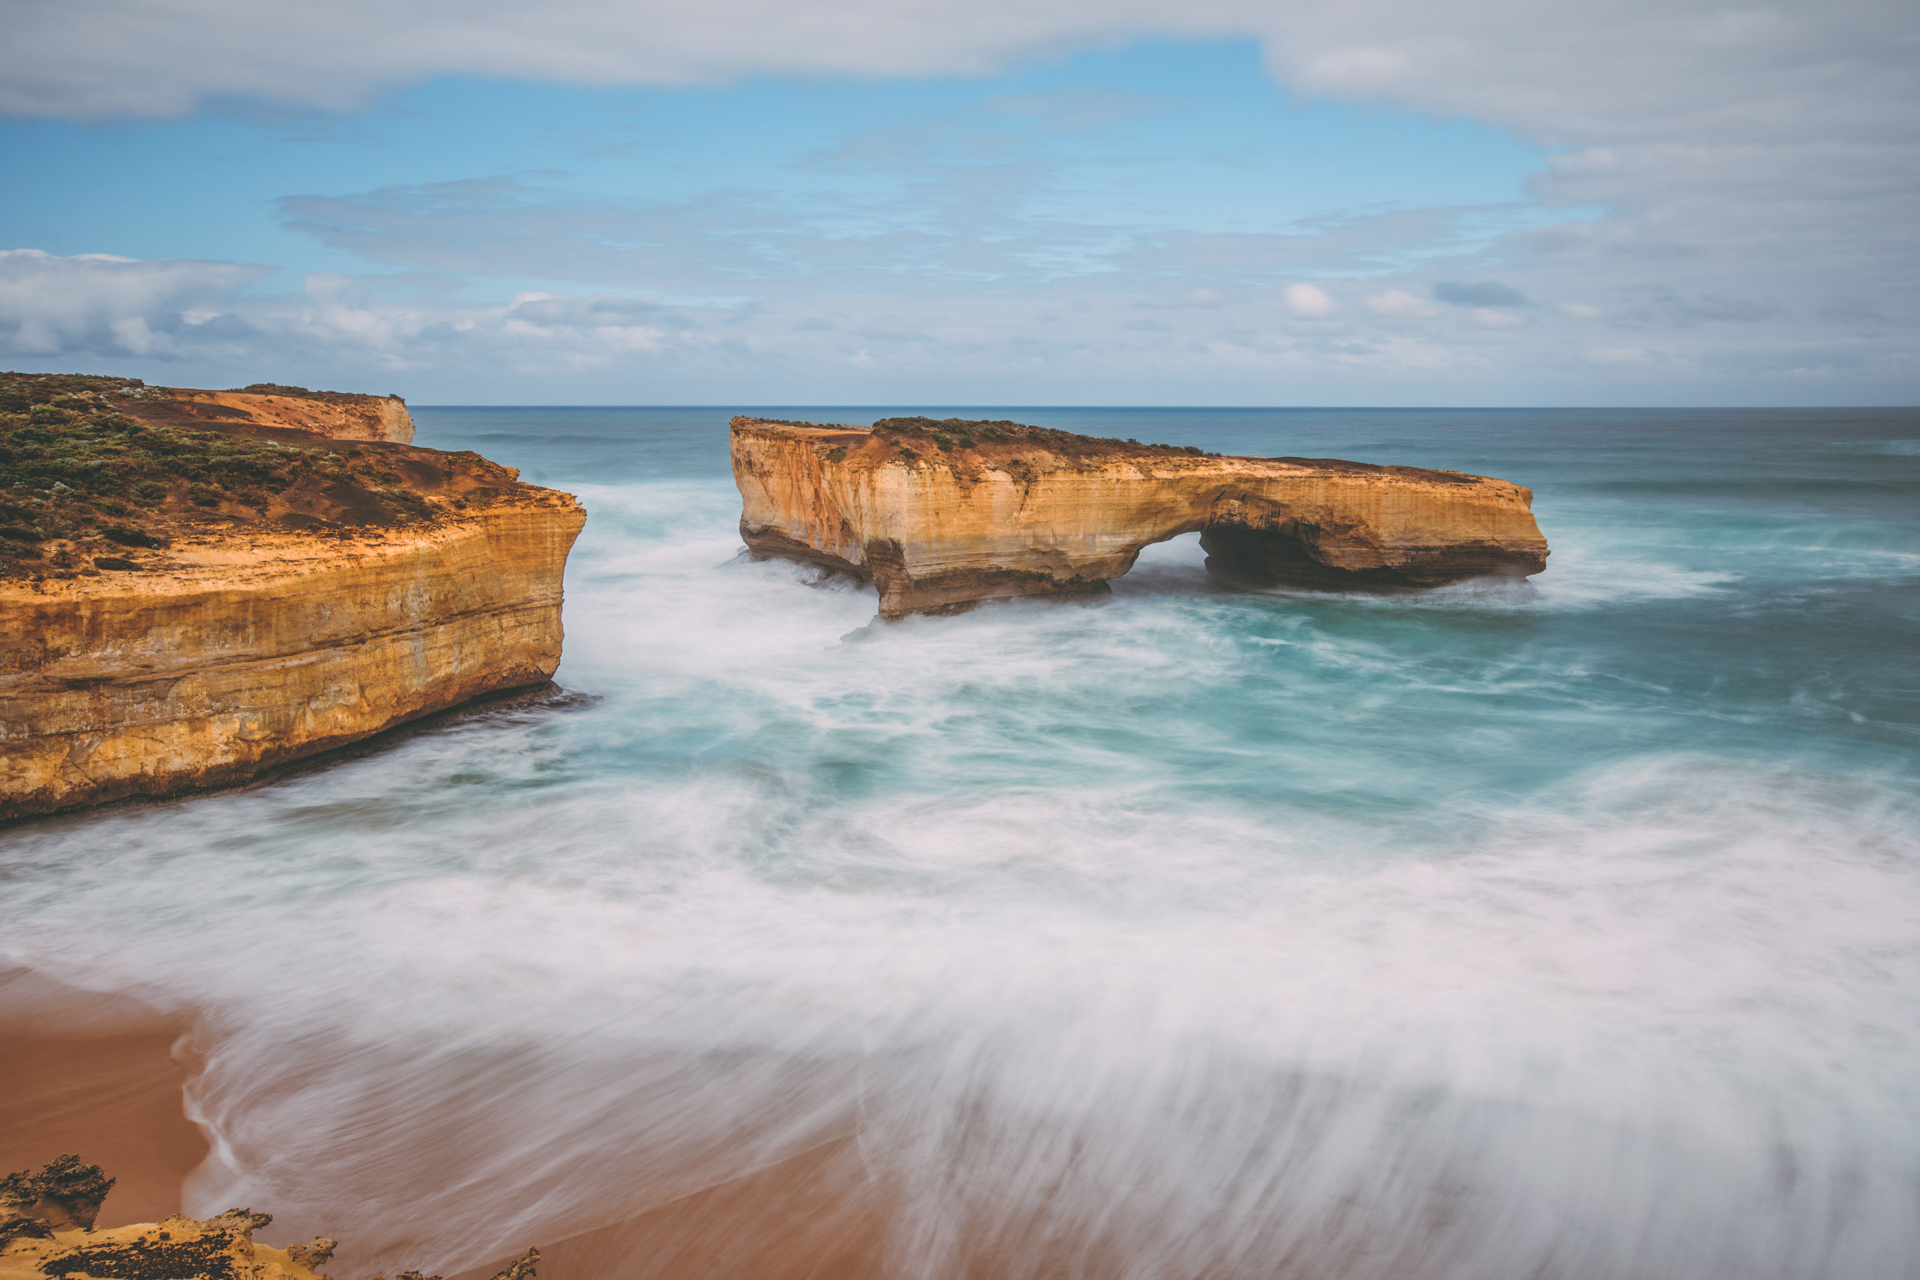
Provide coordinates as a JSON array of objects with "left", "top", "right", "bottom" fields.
[
  {"left": 2, "top": 2, "right": 1913, "bottom": 405},
  {"left": 10, "top": 43, "right": 1558, "bottom": 291}
]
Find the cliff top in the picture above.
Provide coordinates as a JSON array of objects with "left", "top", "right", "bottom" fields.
[
  {"left": 228, "top": 382, "right": 404, "bottom": 405},
  {"left": 732, "top": 415, "right": 1481, "bottom": 487},
  {"left": 0, "top": 371, "right": 547, "bottom": 584}
]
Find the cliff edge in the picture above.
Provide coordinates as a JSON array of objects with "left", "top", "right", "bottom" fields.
[
  {"left": 155, "top": 383, "right": 416, "bottom": 444},
  {"left": 0, "top": 372, "right": 584, "bottom": 820},
  {"left": 732, "top": 416, "right": 1549, "bottom": 619}
]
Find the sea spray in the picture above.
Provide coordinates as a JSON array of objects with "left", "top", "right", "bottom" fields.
[{"left": 3, "top": 406, "right": 1916, "bottom": 1278}]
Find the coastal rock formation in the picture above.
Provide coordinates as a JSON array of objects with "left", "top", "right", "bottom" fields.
[
  {"left": 1, "top": 1157, "right": 540, "bottom": 1280},
  {"left": 0, "top": 373, "right": 417, "bottom": 443},
  {"left": 0, "top": 372, "right": 585, "bottom": 820},
  {"left": 733, "top": 416, "right": 1549, "bottom": 618},
  {"left": 160, "top": 385, "right": 415, "bottom": 444}
]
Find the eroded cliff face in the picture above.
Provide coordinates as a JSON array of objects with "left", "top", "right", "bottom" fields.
[
  {"left": 732, "top": 417, "right": 1549, "bottom": 619},
  {"left": 0, "top": 490, "right": 583, "bottom": 819},
  {"left": 0, "top": 370, "right": 583, "bottom": 820}
]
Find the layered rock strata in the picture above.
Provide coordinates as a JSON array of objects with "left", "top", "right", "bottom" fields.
[
  {"left": 0, "top": 371, "right": 584, "bottom": 820},
  {"left": 1, "top": 1157, "right": 540, "bottom": 1280},
  {"left": 732, "top": 416, "right": 1549, "bottom": 618}
]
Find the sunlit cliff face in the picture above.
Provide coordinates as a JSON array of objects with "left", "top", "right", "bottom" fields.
[
  {"left": 732, "top": 417, "right": 1547, "bottom": 618},
  {"left": 0, "top": 372, "right": 584, "bottom": 817}
]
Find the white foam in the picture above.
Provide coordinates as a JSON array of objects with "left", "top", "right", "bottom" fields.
[{"left": 4, "top": 477, "right": 1917, "bottom": 1278}]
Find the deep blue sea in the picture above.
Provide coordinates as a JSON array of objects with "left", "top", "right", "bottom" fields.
[{"left": 4, "top": 407, "right": 1918, "bottom": 1279}]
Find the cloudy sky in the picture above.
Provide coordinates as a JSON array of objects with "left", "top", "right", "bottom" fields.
[{"left": 2, "top": 0, "right": 1914, "bottom": 404}]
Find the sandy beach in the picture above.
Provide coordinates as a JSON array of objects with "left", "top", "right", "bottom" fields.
[
  {"left": 1, "top": 967, "right": 894, "bottom": 1279},
  {"left": 0, "top": 969, "right": 206, "bottom": 1229}
]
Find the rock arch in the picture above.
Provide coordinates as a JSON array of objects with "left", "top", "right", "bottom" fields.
[{"left": 732, "top": 418, "right": 1549, "bottom": 619}]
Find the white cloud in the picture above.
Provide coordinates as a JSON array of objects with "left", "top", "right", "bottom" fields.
[
  {"left": 7, "top": 3, "right": 1909, "bottom": 162},
  {"left": 4, "top": 1, "right": 1913, "bottom": 402},
  {"left": 1364, "top": 289, "right": 1437, "bottom": 318},
  {"left": 1472, "top": 309, "right": 1524, "bottom": 329},
  {"left": 1305, "top": 46, "right": 1412, "bottom": 86},
  {"left": 0, "top": 248, "right": 268, "bottom": 357},
  {"left": 13, "top": 247, "right": 1905, "bottom": 407},
  {"left": 1283, "top": 283, "right": 1337, "bottom": 318}
]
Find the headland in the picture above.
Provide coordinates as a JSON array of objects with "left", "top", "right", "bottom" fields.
[{"left": 0, "top": 373, "right": 586, "bottom": 820}]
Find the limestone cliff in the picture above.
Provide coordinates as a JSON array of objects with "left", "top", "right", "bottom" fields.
[
  {"left": 732, "top": 416, "right": 1550, "bottom": 619},
  {"left": 0, "top": 371, "right": 584, "bottom": 820},
  {"left": 1, "top": 495, "right": 582, "bottom": 818},
  {"left": 1, "top": 1157, "right": 540, "bottom": 1280},
  {"left": 0, "top": 372, "right": 415, "bottom": 444},
  {"left": 161, "top": 386, "right": 415, "bottom": 443}
]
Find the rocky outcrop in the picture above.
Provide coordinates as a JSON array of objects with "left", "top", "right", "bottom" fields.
[
  {"left": 1, "top": 495, "right": 583, "bottom": 819},
  {"left": 0, "top": 371, "right": 584, "bottom": 820},
  {"left": 1, "top": 1157, "right": 539, "bottom": 1280},
  {"left": 1, "top": 1155, "right": 115, "bottom": 1236},
  {"left": 732, "top": 416, "right": 1549, "bottom": 619}
]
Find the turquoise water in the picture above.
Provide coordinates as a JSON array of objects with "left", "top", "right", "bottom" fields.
[{"left": 4, "top": 407, "right": 1918, "bottom": 1278}]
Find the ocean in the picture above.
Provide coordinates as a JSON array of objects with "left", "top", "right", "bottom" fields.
[{"left": 4, "top": 406, "right": 1918, "bottom": 1279}]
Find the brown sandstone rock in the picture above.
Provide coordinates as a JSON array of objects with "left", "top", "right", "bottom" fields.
[
  {"left": 136, "top": 387, "right": 415, "bottom": 443},
  {"left": 732, "top": 416, "right": 1550, "bottom": 619},
  {"left": 0, "top": 372, "right": 585, "bottom": 820},
  {"left": 0, "top": 1159, "right": 539, "bottom": 1280},
  {"left": 0, "top": 491, "right": 584, "bottom": 819}
]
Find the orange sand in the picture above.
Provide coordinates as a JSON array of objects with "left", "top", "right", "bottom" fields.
[{"left": 0, "top": 969, "right": 208, "bottom": 1228}]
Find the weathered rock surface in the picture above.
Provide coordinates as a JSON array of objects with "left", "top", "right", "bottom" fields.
[
  {"left": 1, "top": 1157, "right": 539, "bottom": 1280},
  {"left": 0, "top": 371, "right": 584, "bottom": 820},
  {"left": 732, "top": 416, "right": 1549, "bottom": 618},
  {"left": 1, "top": 493, "right": 583, "bottom": 819}
]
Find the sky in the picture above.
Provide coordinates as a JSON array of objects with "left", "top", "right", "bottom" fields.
[{"left": 1, "top": 0, "right": 1914, "bottom": 405}]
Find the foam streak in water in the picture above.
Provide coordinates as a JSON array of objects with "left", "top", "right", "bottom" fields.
[{"left": 4, "top": 407, "right": 1916, "bottom": 1279}]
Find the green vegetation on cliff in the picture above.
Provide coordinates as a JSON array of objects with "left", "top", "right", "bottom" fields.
[
  {"left": 869, "top": 416, "right": 1217, "bottom": 458},
  {"left": 0, "top": 371, "right": 474, "bottom": 582},
  {"left": 231, "top": 381, "right": 405, "bottom": 406}
]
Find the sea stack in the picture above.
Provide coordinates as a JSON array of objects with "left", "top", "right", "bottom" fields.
[
  {"left": 732, "top": 415, "right": 1549, "bottom": 618},
  {"left": 0, "top": 374, "right": 585, "bottom": 820}
]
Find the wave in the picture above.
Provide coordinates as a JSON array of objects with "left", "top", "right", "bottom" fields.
[{"left": 5, "top": 416, "right": 1916, "bottom": 1279}]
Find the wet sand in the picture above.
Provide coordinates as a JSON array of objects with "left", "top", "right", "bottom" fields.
[
  {"left": 0, "top": 968, "right": 208, "bottom": 1229},
  {"left": 0, "top": 967, "right": 893, "bottom": 1279},
  {"left": 0, "top": 968, "right": 1287, "bottom": 1279},
  {"left": 448, "top": 1139, "right": 890, "bottom": 1280}
]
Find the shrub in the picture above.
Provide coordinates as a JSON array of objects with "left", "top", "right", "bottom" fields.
[{"left": 101, "top": 525, "right": 162, "bottom": 548}]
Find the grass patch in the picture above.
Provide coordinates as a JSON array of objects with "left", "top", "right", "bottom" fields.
[{"left": 869, "top": 416, "right": 1216, "bottom": 458}]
